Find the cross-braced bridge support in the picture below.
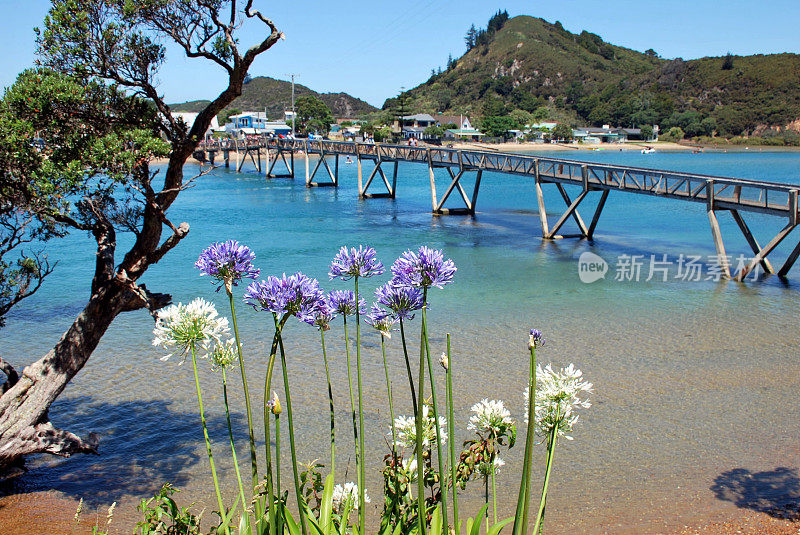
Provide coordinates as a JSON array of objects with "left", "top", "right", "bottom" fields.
[
  {"left": 304, "top": 148, "right": 338, "bottom": 187},
  {"left": 236, "top": 144, "right": 263, "bottom": 173},
  {"left": 428, "top": 151, "right": 482, "bottom": 216},
  {"left": 357, "top": 155, "right": 397, "bottom": 198},
  {"left": 706, "top": 183, "right": 800, "bottom": 280},
  {"left": 535, "top": 163, "right": 609, "bottom": 239},
  {"left": 265, "top": 146, "right": 294, "bottom": 178}
]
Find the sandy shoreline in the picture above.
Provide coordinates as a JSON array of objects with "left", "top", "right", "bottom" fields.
[
  {"left": 0, "top": 489, "right": 797, "bottom": 534},
  {"left": 150, "top": 141, "right": 800, "bottom": 167}
]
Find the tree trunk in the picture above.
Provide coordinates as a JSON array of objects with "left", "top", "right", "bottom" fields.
[{"left": 0, "top": 273, "right": 164, "bottom": 473}]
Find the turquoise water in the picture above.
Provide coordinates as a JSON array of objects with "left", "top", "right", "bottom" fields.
[{"left": 2, "top": 150, "right": 800, "bottom": 533}]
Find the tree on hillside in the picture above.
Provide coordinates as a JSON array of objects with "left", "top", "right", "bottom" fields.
[
  {"left": 552, "top": 123, "right": 574, "bottom": 141},
  {"left": 0, "top": 0, "right": 282, "bottom": 472},
  {"left": 722, "top": 52, "right": 734, "bottom": 70},
  {"left": 295, "top": 95, "right": 333, "bottom": 134},
  {"left": 487, "top": 10, "right": 509, "bottom": 33},
  {"left": 645, "top": 48, "right": 658, "bottom": 58},
  {"left": 465, "top": 24, "right": 477, "bottom": 50}
]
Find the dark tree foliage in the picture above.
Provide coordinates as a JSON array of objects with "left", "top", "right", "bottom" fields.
[
  {"left": 722, "top": 52, "right": 735, "bottom": 70},
  {"left": 0, "top": 0, "right": 282, "bottom": 472},
  {"left": 472, "top": 9, "right": 509, "bottom": 48},
  {"left": 465, "top": 24, "right": 477, "bottom": 50},
  {"left": 645, "top": 48, "right": 658, "bottom": 57},
  {"left": 295, "top": 95, "right": 333, "bottom": 134}
]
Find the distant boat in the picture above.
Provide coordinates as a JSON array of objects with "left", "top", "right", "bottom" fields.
[{"left": 641, "top": 147, "right": 656, "bottom": 154}]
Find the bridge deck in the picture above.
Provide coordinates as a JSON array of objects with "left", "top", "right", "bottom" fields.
[
  {"left": 195, "top": 137, "right": 800, "bottom": 279},
  {"left": 260, "top": 139, "right": 799, "bottom": 220}
]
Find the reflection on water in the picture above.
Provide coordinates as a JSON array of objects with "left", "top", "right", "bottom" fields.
[{"left": 2, "top": 152, "right": 800, "bottom": 533}]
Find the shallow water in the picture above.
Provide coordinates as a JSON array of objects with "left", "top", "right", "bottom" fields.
[{"left": 2, "top": 150, "right": 800, "bottom": 533}]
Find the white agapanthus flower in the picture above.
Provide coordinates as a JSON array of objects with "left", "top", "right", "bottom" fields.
[
  {"left": 331, "top": 482, "right": 370, "bottom": 514},
  {"left": 524, "top": 363, "right": 592, "bottom": 441},
  {"left": 392, "top": 404, "right": 448, "bottom": 450},
  {"left": 152, "top": 298, "right": 230, "bottom": 362},
  {"left": 210, "top": 338, "right": 239, "bottom": 370},
  {"left": 478, "top": 456, "right": 506, "bottom": 476},
  {"left": 467, "top": 398, "right": 514, "bottom": 435}
]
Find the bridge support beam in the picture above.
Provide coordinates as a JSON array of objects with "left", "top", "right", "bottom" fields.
[
  {"left": 358, "top": 156, "right": 397, "bottom": 198},
  {"left": 266, "top": 147, "right": 295, "bottom": 178},
  {"left": 733, "top": 221, "right": 797, "bottom": 281},
  {"left": 537, "top": 164, "right": 609, "bottom": 239},
  {"left": 427, "top": 151, "right": 482, "bottom": 215},
  {"left": 305, "top": 149, "right": 338, "bottom": 188},
  {"left": 537, "top": 163, "right": 609, "bottom": 239}
]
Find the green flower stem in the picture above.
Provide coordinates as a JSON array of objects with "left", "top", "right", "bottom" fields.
[
  {"left": 399, "top": 319, "right": 418, "bottom": 415},
  {"left": 381, "top": 337, "right": 398, "bottom": 450},
  {"left": 354, "top": 277, "right": 366, "bottom": 534},
  {"left": 422, "top": 303, "right": 449, "bottom": 532},
  {"left": 221, "top": 367, "right": 249, "bottom": 530},
  {"left": 264, "top": 324, "right": 284, "bottom": 535},
  {"left": 484, "top": 472, "right": 490, "bottom": 534},
  {"left": 445, "top": 334, "right": 459, "bottom": 532},
  {"left": 381, "top": 335, "right": 399, "bottom": 524},
  {"left": 274, "top": 316, "right": 308, "bottom": 535},
  {"left": 415, "top": 293, "right": 427, "bottom": 535},
  {"left": 189, "top": 343, "right": 229, "bottom": 535},
  {"left": 275, "top": 410, "right": 283, "bottom": 534},
  {"left": 513, "top": 345, "right": 537, "bottom": 535},
  {"left": 491, "top": 454, "right": 498, "bottom": 526},
  {"left": 320, "top": 329, "right": 336, "bottom": 477},
  {"left": 342, "top": 317, "right": 361, "bottom": 501},
  {"left": 227, "top": 291, "right": 259, "bottom": 493},
  {"left": 532, "top": 429, "right": 558, "bottom": 535}
]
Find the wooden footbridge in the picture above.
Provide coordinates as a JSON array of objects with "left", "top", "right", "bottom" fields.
[{"left": 195, "top": 137, "right": 800, "bottom": 281}]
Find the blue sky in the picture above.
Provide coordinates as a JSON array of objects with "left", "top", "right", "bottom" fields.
[{"left": 3, "top": 1, "right": 799, "bottom": 108}]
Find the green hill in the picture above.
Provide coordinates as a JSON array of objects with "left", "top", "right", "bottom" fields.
[
  {"left": 171, "top": 76, "right": 376, "bottom": 119},
  {"left": 398, "top": 15, "right": 800, "bottom": 137}
]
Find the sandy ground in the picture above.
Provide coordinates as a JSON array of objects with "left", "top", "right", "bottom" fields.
[
  {"left": 447, "top": 140, "right": 687, "bottom": 152},
  {"left": 0, "top": 489, "right": 797, "bottom": 534}
]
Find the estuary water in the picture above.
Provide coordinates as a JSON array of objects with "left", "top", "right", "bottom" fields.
[{"left": 2, "top": 149, "right": 800, "bottom": 533}]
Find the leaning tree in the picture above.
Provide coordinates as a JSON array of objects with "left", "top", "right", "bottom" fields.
[{"left": 0, "top": 0, "right": 281, "bottom": 473}]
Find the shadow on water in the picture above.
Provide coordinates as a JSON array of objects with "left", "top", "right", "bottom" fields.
[
  {"left": 711, "top": 467, "right": 800, "bottom": 520},
  {"left": 0, "top": 396, "right": 247, "bottom": 508}
]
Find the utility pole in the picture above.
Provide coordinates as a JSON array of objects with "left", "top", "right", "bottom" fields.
[{"left": 290, "top": 74, "right": 296, "bottom": 137}]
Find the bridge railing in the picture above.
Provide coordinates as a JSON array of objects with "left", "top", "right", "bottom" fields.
[{"left": 259, "top": 138, "right": 799, "bottom": 217}]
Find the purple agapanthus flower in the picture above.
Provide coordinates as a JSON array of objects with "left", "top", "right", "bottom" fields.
[
  {"left": 326, "top": 290, "right": 366, "bottom": 317},
  {"left": 243, "top": 272, "right": 324, "bottom": 323},
  {"left": 329, "top": 245, "right": 385, "bottom": 280},
  {"left": 365, "top": 304, "right": 399, "bottom": 338},
  {"left": 375, "top": 282, "right": 424, "bottom": 320},
  {"left": 390, "top": 246, "right": 456, "bottom": 290},
  {"left": 310, "top": 300, "right": 337, "bottom": 331},
  {"left": 195, "top": 240, "right": 260, "bottom": 292},
  {"left": 529, "top": 329, "right": 545, "bottom": 349}
]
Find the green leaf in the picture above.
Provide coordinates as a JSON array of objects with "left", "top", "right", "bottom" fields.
[
  {"left": 284, "top": 508, "right": 302, "bottom": 535},
  {"left": 430, "top": 504, "right": 442, "bottom": 535},
  {"left": 487, "top": 516, "right": 515, "bottom": 535},
  {"left": 469, "top": 504, "right": 488, "bottom": 535},
  {"left": 319, "top": 472, "right": 334, "bottom": 533}
]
